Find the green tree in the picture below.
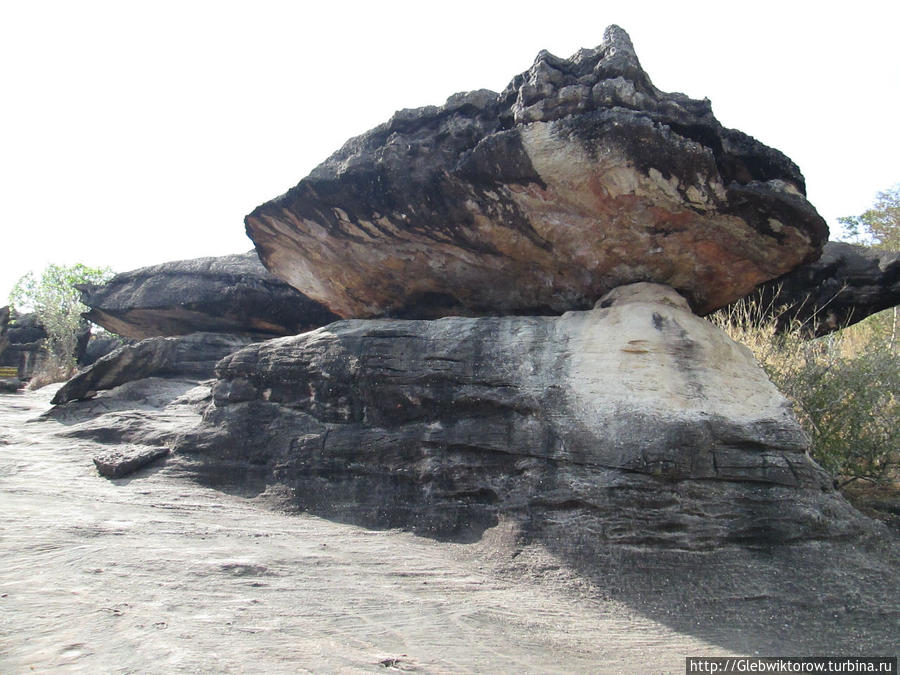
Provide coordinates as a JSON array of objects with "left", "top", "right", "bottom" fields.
[
  {"left": 838, "top": 184, "right": 900, "bottom": 250},
  {"left": 838, "top": 184, "right": 900, "bottom": 352},
  {"left": 9, "top": 263, "right": 114, "bottom": 380}
]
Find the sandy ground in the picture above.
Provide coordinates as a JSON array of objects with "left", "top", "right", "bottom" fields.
[{"left": 0, "top": 384, "right": 744, "bottom": 673}]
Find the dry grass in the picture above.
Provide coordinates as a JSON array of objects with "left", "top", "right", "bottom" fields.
[{"left": 712, "top": 295, "right": 899, "bottom": 488}]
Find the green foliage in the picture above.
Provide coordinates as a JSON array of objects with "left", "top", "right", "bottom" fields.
[
  {"left": 8, "top": 263, "right": 114, "bottom": 379},
  {"left": 714, "top": 300, "right": 899, "bottom": 487},
  {"left": 838, "top": 184, "right": 900, "bottom": 250}
]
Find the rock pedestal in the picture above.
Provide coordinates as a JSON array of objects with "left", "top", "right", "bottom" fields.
[{"left": 176, "top": 283, "right": 868, "bottom": 547}]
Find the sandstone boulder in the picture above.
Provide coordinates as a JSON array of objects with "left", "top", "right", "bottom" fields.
[
  {"left": 78, "top": 252, "right": 338, "bottom": 340},
  {"left": 93, "top": 444, "right": 170, "bottom": 478},
  {"left": 52, "top": 332, "right": 256, "bottom": 404},
  {"left": 748, "top": 241, "right": 900, "bottom": 336},
  {"left": 175, "top": 283, "right": 867, "bottom": 548},
  {"left": 247, "top": 26, "right": 827, "bottom": 320}
]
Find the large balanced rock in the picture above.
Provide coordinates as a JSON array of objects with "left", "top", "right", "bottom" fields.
[
  {"left": 748, "top": 241, "right": 900, "bottom": 336},
  {"left": 79, "top": 252, "right": 338, "bottom": 340},
  {"left": 175, "top": 283, "right": 867, "bottom": 547},
  {"left": 246, "top": 26, "right": 827, "bottom": 319},
  {"left": 52, "top": 332, "right": 255, "bottom": 404}
]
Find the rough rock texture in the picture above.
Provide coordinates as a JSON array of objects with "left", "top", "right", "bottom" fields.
[
  {"left": 0, "top": 306, "right": 9, "bottom": 358},
  {"left": 81, "top": 333, "right": 129, "bottom": 367},
  {"left": 42, "top": 377, "right": 212, "bottom": 448},
  {"left": 0, "top": 313, "right": 50, "bottom": 379},
  {"left": 247, "top": 25, "right": 827, "bottom": 320},
  {"left": 78, "top": 252, "right": 339, "bottom": 340},
  {"left": 92, "top": 445, "right": 170, "bottom": 478},
  {"left": 748, "top": 241, "right": 900, "bottom": 336},
  {"left": 175, "top": 283, "right": 869, "bottom": 548},
  {"left": 51, "top": 332, "right": 256, "bottom": 404}
]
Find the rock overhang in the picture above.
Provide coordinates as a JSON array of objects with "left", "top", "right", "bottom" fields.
[{"left": 246, "top": 25, "right": 827, "bottom": 319}]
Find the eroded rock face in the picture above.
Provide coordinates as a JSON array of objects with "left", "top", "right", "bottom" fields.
[
  {"left": 247, "top": 25, "right": 827, "bottom": 319},
  {"left": 52, "top": 332, "right": 256, "bottom": 404},
  {"left": 1, "top": 314, "right": 52, "bottom": 379},
  {"left": 78, "top": 252, "right": 338, "bottom": 340},
  {"left": 175, "top": 283, "right": 865, "bottom": 548},
  {"left": 748, "top": 242, "right": 900, "bottom": 336},
  {"left": 0, "top": 306, "right": 9, "bottom": 358}
]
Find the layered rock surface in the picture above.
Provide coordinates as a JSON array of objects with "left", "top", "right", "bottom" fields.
[
  {"left": 0, "top": 306, "right": 9, "bottom": 358},
  {"left": 176, "top": 283, "right": 867, "bottom": 548},
  {"left": 78, "top": 252, "right": 338, "bottom": 340},
  {"left": 748, "top": 241, "right": 900, "bottom": 336},
  {"left": 52, "top": 332, "right": 256, "bottom": 404},
  {"left": 247, "top": 25, "right": 826, "bottom": 319}
]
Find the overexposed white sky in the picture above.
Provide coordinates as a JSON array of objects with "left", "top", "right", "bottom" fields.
[{"left": 2, "top": 0, "right": 898, "bottom": 302}]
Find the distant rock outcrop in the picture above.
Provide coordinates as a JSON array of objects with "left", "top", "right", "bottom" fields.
[
  {"left": 52, "top": 332, "right": 256, "bottom": 404},
  {"left": 747, "top": 241, "right": 900, "bottom": 336},
  {"left": 246, "top": 25, "right": 826, "bottom": 319},
  {"left": 0, "top": 306, "right": 9, "bottom": 356},
  {"left": 78, "top": 252, "right": 339, "bottom": 340},
  {"left": 0, "top": 314, "right": 56, "bottom": 379},
  {"left": 176, "top": 283, "right": 867, "bottom": 548}
]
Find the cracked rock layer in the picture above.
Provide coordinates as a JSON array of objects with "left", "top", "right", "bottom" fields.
[{"left": 175, "top": 284, "right": 865, "bottom": 548}]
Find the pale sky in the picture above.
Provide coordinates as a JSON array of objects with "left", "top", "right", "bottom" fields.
[{"left": 2, "top": 0, "right": 898, "bottom": 302}]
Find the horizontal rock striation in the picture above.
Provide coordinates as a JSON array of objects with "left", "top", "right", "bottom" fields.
[
  {"left": 247, "top": 25, "right": 827, "bottom": 319},
  {"left": 747, "top": 241, "right": 900, "bottom": 336},
  {"left": 79, "top": 252, "right": 339, "bottom": 340},
  {"left": 175, "top": 284, "right": 866, "bottom": 549},
  {"left": 52, "top": 332, "right": 256, "bottom": 404}
]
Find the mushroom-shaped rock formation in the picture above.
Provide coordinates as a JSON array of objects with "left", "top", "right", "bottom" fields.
[
  {"left": 175, "top": 283, "right": 867, "bottom": 548},
  {"left": 79, "top": 252, "right": 339, "bottom": 340},
  {"left": 246, "top": 25, "right": 827, "bottom": 319}
]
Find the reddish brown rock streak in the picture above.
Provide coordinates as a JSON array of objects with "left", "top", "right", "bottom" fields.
[{"left": 246, "top": 25, "right": 827, "bottom": 319}]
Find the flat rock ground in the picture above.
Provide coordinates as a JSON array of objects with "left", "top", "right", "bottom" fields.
[{"left": 1, "top": 385, "right": 897, "bottom": 673}]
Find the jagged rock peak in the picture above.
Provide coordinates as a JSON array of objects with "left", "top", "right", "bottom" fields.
[{"left": 247, "top": 26, "right": 826, "bottom": 319}]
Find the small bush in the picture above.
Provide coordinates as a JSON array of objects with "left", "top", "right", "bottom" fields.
[{"left": 713, "top": 296, "right": 899, "bottom": 487}]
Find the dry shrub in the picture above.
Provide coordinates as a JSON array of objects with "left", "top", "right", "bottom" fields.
[
  {"left": 712, "top": 293, "right": 899, "bottom": 488},
  {"left": 25, "top": 355, "right": 77, "bottom": 390}
]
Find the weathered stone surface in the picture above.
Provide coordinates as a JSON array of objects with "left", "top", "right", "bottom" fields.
[
  {"left": 247, "top": 26, "right": 827, "bottom": 320},
  {"left": 81, "top": 333, "right": 129, "bottom": 366},
  {"left": 0, "top": 306, "right": 9, "bottom": 358},
  {"left": 78, "top": 252, "right": 339, "bottom": 340},
  {"left": 92, "top": 444, "right": 170, "bottom": 478},
  {"left": 748, "top": 241, "right": 900, "bottom": 336},
  {"left": 52, "top": 332, "right": 255, "bottom": 404},
  {"left": 42, "top": 377, "right": 212, "bottom": 448},
  {"left": 0, "top": 378, "right": 21, "bottom": 393},
  {"left": 175, "top": 283, "right": 867, "bottom": 548},
  {"left": 0, "top": 313, "right": 51, "bottom": 379}
]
